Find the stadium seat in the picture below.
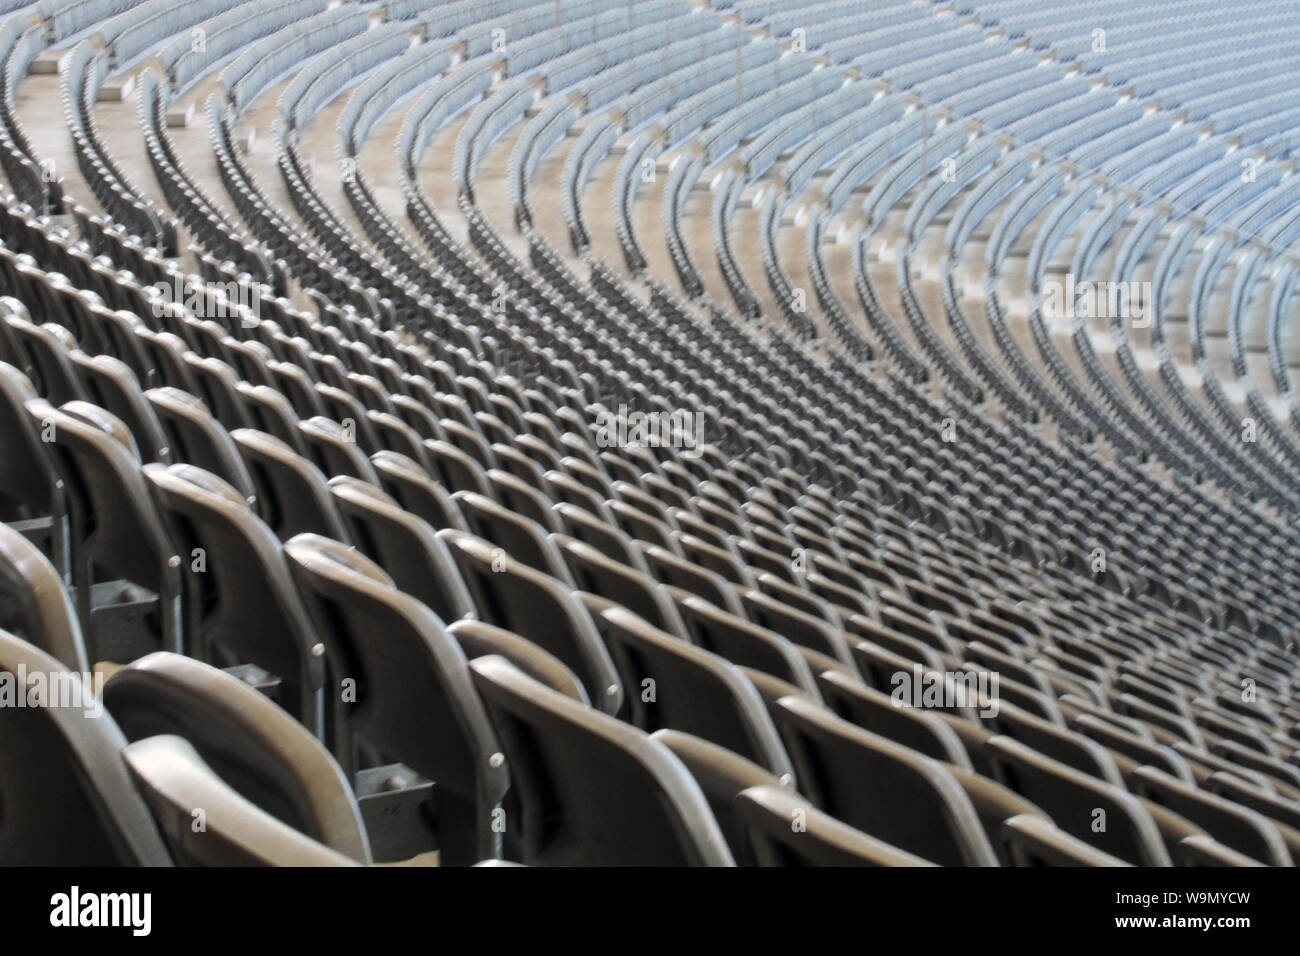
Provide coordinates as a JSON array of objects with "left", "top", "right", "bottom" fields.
[
  {"left": 283, "top": 534, "right": 507, "bottom": 864},
  {"left": 468, "top": 654, "right": 734, "bottom": 866},
  {"left": 771, "top": 695, "right": 1000, "bottom": 865},
  {"left": 0, "top": 629, "right": 171, "bottom": 865},
  {"left": 104, "top": 651, "right": 371, "bottom": 864}
]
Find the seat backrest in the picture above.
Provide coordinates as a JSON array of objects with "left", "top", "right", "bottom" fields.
[
  {"left": 35, "top": 399, "right": 177, "bottom": 593},
  {"left": 1071, "top": 712, "right": 1196, "bottom": 783},
  {"left": 487, "top": 468, "right": 561, "bottom": 532},
  {"left": 735, "top": 785, "right": 936, "bottom": 867},
  {"left": 144, "top": 463, "right": 324, "bottom": 729},
  {"left": 329, "top": 475, "right": 474, "bottom": 623},
  {"left": 992, "top": 702, "right": 1125, "bottom": 786},
  {"left": 608, "top": 500, "right": 678, "bottom": 552},
  {"left": 678, "top": 595, "right": 819, "bottom": 695},
  {"left": 771, "top": 695, "right": 999, "bottom": 866},
  {"left": 0, "top": 629, "right": 170, "bottom": 865},
  {"left": 370, "top": 450, "right": 467, "bottom": 531},
  {"left": 237, "top": 383, "right": 306, "bottom": 452},
  {"left": 72, "top": 353, "right": 171, "bottom": 463},
  {"left": 122, "top": 736, "right": 361, "bottom": 866},
  {"left": 299, "top": 416, "right": 380, "bottom": 484},
  {"left": 649, "top": 728, "right": 786, "bottom": 864},
  {"left": 283, "top": 534, "right": 507, "bottom": 829},
  {"left": 447, "top": 619, "right": 588, "bottom": 704},
  {"left": 232, "top": 428, "right": 351, "bottom": 543},
  {"left": 468, "top": 655, "right": 734, "bottom": 866},
  {"left": 815, "top": 669, "right": 971, "bottom": 768},
  {"left": 7, "top": 315, "right": 86, "bottom": 405},
  {"left": 1131, "top": 766, "right": 1292, "bottom": 866},
  {"left": 454, "top": 490, "right": 575, "bottom": 585},
  {"left": 1001, "top": 814, "right": 1131, "bottom": 867},
  {"left": 544, "top": 473, "right": 613, "bottom": 523},
  {"left": 559, "top": 535, "right": 689, "bottom": 637},
  {"left": 443, "top": 529, "right": 623, "bottom": 714},
  {"left": 146, "top": 387, "right": 258, "bottom": 502},
  {"left": 1206, "top": 771, "right": 1300, "bottom": 833},
  {"left": 600, "top": 607, "right": 795, "bottom": 781},
  {"left": 424, "top": 438, "right": 493, "bottom": 496},
  {"left": 985, "top": 735, "right": 1171, "bottom": 865},
  {"left": 104, "top": 651, "right": 369, "bottom": 863},
  {"left": 756, "top": 571, "right": 846, "bottom": 626},
  {"left": 1177, "top": 834, "right": 1269, "bottom": 868},
  {"left": 677, "top": 533, "right": 754, "bottom": 588},
  {"left": 642, "top": 543, "right": 745, "bottom": 615},
  {"left": 0, "top": 361, "right": 61, "bottom": 517},
  {"left": 0, "top": 522, "right": 86, "bottom": 671},
  {"left": 554, "top": 501, "right": 648, "bottom": 570},
  {"left": 743, "top": 589, "right": 854, "bottom": 665},
  {"left": 183, "top": 355, "right": 252, "bottom": 433}
]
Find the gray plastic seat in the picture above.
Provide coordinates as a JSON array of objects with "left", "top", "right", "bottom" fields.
[
  {"left": 770, "top": 695, "right": 1000, "bottom": 866},
  {"left": 1177, "top": 834, "right": 1269, "bottom": 867},
  {"left": 5, "top": 315, "right": 86, "bottom": 406},
  {"left": 642, "top": 543, "right": 745, "bottom": 615},
  {"left": 443, "top": 529, "right": 622, "bottom": 714},
  {"left": 487, "top": 468, "right": 561, "bottom": 532},
  {"left": 72, "top": 352, "right": 171, "bottom": 464},
  {"left": 743, "top": 588, "right": 855, "bottom": 666},
  {"left": 678, "top": 595, "right": 820, "bottom": 695},
  {"left": 553, "top": 501, "right": 649, "bottom": 571},
  {"left": 985, "top": 735, "right": 1172, "bottom": 865},
  {"left": 446, "top": 619, "right": 588, "bottom": 704},
  {"left": 236, "top": 383, "right": 307, "bottom": 453},
  {"left": 233, "top": 429, "right": 351, "bottom": 544},
  {"left": 0, "top": 521, "right": 86, "bottom": 670},
  {"left": 329, "top": 475, "right": 474, "bottom": 624},
  {"left": 816, "top": 669, "right": 971, "bottom": 768},
  {"left": 650, "top": 728, "right": 789, "bottom": 863},
  {"left": 424, "top": 438, "right": 493, "bottom": 496},
  {"left": 122, "top": 735, "right": 361, "bottom": 866},
  {"left": 146, "top": 387, "right": 257, "bottom": 503},
  {"left": 735, "top": 784, "right": 936, "bottom": 867},
  {"left": 992, "top": 702, "right": 1126, "bottom": 786},
  {"left": 283, "top": 534, "right": 507, "bottom": 865},
  {"left": 1001, "top": 814, "right": 1131, "bottom": 867},
  {"left": 0, "top": 629, "right": 170, "bottom": 865},
  {"left": 29, "top": 399, "right": 181, "bottom": 656},
  {"left": 599, "top": 606, "right": 795, "bottom": 782},
  {"left": 1071, "top": 712, "right": 1196, "bottom": 783},
  {"left": 299, "top": 416, "right": 380, "bottom": 484},
  {"left": 1130, "top": 765, "right": 1293, "bottom": 866},
  {"left": 558, "top": 535, "right": 689, "bottom": 638},
  {"left": 545, "top": 473, "right": 615, "bottom": 523},
  {"left": 468, "top": 654, "right": 734, "bottom": 866},
  {"left": 104, "top": 651, "right": 369, "bottom": 864},
  {"left": 371, "top": 450, "right": 467, "bottom": 532},
  {"left": 1206, "top": 771, "right": 1300, "bottom": 835},
  {"left": 144, "top": 463, "right": 325, "bottom": 733},
  {"left": 0, "top": 363, "right": 66, "bottom": 570},
  {"left": 454, "top": 490, "right": 575, "bottom": 585}
]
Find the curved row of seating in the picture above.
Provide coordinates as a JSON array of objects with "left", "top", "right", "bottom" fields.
[{"left": 0, "top": 18, "right": 51, "bottom": 211}]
